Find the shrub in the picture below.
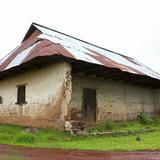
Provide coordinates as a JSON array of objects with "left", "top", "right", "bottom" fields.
[
  {"left": 47, "top": 135, "right": 58, "bottom": 142},
  {"left": 152, "top": 116, "right": 160, "bottom": 125},
  {"left": 16, "top": 133, "right": 35, "bottom": 143},
  {"left": 118, "top": 121, "right": 129, "bottom": 127},
  {"left": 88, "top": 120, "right": 117, "bottom": 132},
  {"left": 139, "top": 112, "right": 153, "bottom": 125}
]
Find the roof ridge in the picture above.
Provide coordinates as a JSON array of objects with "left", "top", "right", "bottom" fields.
[
  {"left": 1, "top": 22, "right": 159, "bottom": 82},
  {"left": 32, "top": 22, "right": 132, "bottom": 59}
]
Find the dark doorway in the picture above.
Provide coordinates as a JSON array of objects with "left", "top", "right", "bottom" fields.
[
  {"left": 83, "top": 88, "right": 96, "bottom": 123},
  {"left": 16, "top": 85, "right": 26, "bottom": 105}
]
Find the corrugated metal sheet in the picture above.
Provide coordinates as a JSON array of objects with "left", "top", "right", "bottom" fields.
[{"left": 0, "top": 23, "right": 160, "bottom": 80}]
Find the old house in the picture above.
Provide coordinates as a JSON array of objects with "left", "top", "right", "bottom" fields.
[{"left": 0, "top": 23, "right": 160, "bottom": 130}]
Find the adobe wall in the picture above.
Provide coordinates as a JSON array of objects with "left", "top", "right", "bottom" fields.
[
  {"left": 155, "top": 89, "right": 160, "bottom": 113},
  {"left": 0, "top": 62, "right": 72, "bottom": 129},
  {"left": 71, "top": 74, "right": 156, "bottom": 122}
]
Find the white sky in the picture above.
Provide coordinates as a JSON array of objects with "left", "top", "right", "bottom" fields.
[{"left": 0, "top": 0, "right": 160, "bottom": 72}]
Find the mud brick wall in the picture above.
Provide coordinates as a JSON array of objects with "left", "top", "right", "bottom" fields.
[
  {"left": 155, "top": 89, "right": 160, "bottom": 113},
  {"left": 71, "top": 74, "right": 157, "bottom": 122},
  {"left": 0, "top": 62, "right": 72, "bottom": 129}
]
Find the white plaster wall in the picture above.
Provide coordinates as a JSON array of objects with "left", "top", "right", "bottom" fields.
[
  {"left": 71, "top": 74, "right": 155, "bottom": 122},
  {"left": 0, "top": 61, "right": 71, "bottom": 128}
]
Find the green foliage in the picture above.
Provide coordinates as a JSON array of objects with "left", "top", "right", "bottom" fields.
[
  {"left": 152, "top": 117, "right": 160, "bottom": 125},
  {"left": 36, "top": 128, "right": 67, "bottom": 143},
  {"left": 16, "top": 133, "right": 35, "bottom": 143},
  {"left": 0, "top": 133, "right": 13, "bottom": 141},
  {"left": 0, "top": 120, "right": 160, "bottom": 151},
  {"left": 139, "top": 112, "right": 154, "bottom": 125},
  {"left": 0, "top": 124, "right": 23, "bottom": 134},
  {"left": 47, "top": 135, "right": 58, "bottom": 142},
  {"left": 88, "top": 120, "right": 117, "bottom": 132},
  {"left": 118, "top": 121, "right": 129, "bottom": 128}
]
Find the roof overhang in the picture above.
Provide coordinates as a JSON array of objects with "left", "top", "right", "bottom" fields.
[
  {"left": 0, "top": 22, "right": 160, "bottom": 88},
  {"left": 0, "top": 54, "right": 160, "bottom": 88}
]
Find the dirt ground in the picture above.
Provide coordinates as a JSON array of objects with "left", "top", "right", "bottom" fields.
[{"left": 0, "top": 144, "right": 160, "bottom": 160}]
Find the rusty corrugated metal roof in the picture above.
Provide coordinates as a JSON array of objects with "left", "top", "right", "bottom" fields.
[{"left": 0, "top": 23, "right": 160, "bottom": 80}]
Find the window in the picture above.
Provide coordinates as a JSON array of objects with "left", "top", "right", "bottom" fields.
[
  {"left": 0, "top": 96, "right": 2, "bottom": 104},
  {"left": 16, "top": 85, "right": 26, "bottom": 105}
]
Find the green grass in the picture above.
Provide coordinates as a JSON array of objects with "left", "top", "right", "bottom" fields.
[
  {"left": 0, "top": 121, "right": 160, "bottom": 151},
  {"left": 87, "top": 120, "right": 160, "bottom": 133},
  {"left": 115, "top": 121, "right": 159, "bottom": 131}
]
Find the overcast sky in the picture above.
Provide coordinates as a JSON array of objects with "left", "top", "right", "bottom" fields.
[{"left": 0, "top": 0, "right": 160, "bottom": 72}]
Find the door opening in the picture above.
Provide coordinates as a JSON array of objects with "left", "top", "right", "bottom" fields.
[{"left": 83, "top": 88, "right": 96, "bottom": 124}]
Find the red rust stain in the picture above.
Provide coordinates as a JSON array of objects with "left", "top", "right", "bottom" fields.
[
  {"left": 86, "top": 48, "right": 144, "bottom": 75},
  {"left": 0, "top": 30, "right": 41, "bottom": 71},
  {"left": 0, "top": 29, "right": 75, "bottom": 72},
  {"left": 23, "top": 40, "right": 75, "bottom": 63}
]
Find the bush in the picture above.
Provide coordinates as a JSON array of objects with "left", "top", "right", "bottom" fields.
[
  {"left": 47, "top": 135, "right": 58, "bottom": 142},
  {"left": 139, "top": 112, "right": 154, "bottom": 125},
  {"left": 152, "top": 117, "right": 160, "bottom": 125},
  {"left": 16, "top": 133, "right": 35, "bottom": 143},
  {"left": 88, "top": 120, "right": 117, "bottom": 132},
  {"left": 118, "top": 121, "right": 129, "bottom": 127}
]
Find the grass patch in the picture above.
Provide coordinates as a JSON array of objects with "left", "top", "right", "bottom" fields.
[
  {"left": 0, "top": 118, "right": 160, "bottom": 151},
  {"left": 56, "top": 130, "right": 160, "bottom": 151},
  {"left": 87, "top": 120, "right": 117, "bottom": 132},
  {"left": 16, "top": 133, "right": 35, "bottom": 143},
  {"left": 87, "top": 114, "right": 160, "bottom": 133}
]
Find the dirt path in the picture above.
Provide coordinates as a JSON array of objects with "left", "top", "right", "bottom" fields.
[{"left": 0, "top": 144, "right": 160, "bottom": 160}]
